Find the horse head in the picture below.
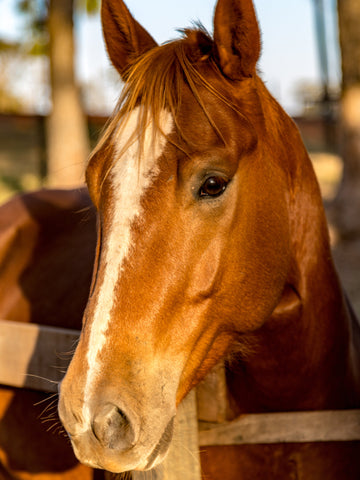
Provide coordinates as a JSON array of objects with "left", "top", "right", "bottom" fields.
[{"left": 58, "top": 0, "right": 334, "bottom": 472}]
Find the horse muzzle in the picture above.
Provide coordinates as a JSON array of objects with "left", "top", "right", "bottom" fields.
[{"left": 58, "top": 389, "right": 176, "bottom": 472}]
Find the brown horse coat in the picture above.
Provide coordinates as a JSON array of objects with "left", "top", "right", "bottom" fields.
[
  {"left": 58, "top": 0, "right": 360, "bottom": 478},
  {"left": 1, "top": 0, "right": 360, "bottom": 478},
  {"left": 0, "top": 188, "right": 98, "bottom": 480}
]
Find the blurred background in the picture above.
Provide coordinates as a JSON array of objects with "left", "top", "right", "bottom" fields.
[{"left": 0, "top": 0, "right": 360, "bottom": 312}]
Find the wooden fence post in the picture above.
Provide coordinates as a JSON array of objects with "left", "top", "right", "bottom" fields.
[{"left": 133, "top": 390, "right": 201, "bottom": 480}]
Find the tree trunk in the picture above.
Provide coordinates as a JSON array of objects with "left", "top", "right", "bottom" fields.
[
  {"left": 46, "top": 0, "right": 90, "bottom": 187},
  {"left": 332, "top": 0, "right": 360, "bottom": 236}
]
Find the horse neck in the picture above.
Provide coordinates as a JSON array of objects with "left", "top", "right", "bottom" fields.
[{"left": 226, "top": 90, "right": 360, "bottom": 415}]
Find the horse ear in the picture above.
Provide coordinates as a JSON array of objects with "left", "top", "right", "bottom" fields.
[
  {"left": 213, "top": 0, "right": 261, "bottom": 80},
  {"left": 101, "top": 0, "right": 158, "bottom": 77}
]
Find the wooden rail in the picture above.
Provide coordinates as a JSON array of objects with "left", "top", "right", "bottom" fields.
[
  {"left": 199, "top": 409, "right": 360, "bottom": 445},
  {"left": 1, "top": 319, "right": 360, "bottom": 480},
  {"left": 0, "top": 319, "right": 79, "bottom": 391}
]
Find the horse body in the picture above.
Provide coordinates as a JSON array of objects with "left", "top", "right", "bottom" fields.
[
  {"left": 0, "top": 188, "right": 96, "bottom": 328},
  {"left": 0, "top": 188, "right": 98, "bottom": 480},
  {"left": 58, "top": 0, "right": 360, "bottom": 478}
]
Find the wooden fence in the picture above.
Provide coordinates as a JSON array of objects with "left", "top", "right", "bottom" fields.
[{"left": 0, "top": 319, "right": 359, "bottom": 480}]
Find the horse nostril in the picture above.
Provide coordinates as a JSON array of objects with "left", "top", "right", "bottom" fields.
[{"left": 92, "top": 403, "right": 136, "bottom": 451}]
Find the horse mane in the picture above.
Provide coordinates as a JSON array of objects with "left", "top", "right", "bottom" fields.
[{"left": 90, "top": 26, "right": 242, "bottom": 169}]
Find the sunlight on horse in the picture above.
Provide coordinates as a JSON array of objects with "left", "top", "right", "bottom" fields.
[
  {"left": 0, "top": 0, "right": 359, "bottom": 479},
  {"left": 57, "top": 0, "right": 360, "bottom": 478}
]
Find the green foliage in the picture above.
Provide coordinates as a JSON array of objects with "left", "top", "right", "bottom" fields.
[
  {"left": 14, "top": 0, "right": 48, "bottom": 55},
  {"left": 17, "top": 0, "right": 32, "bottom": 13},
  {"left": 77, "top": 0, "right": 100, "bottom": 14},
  {"left": 11, "top": 0, "right": 100, "bottom": 57},
  {"left": 0, "top": 87, "right": 23, "bottom": 113},
  {"left": 0, "top": 40, "right": 20, "bottom": 52},
  {"left": 87, "top": 0, "right": 99, "bottom": 13},
  {"left": 28, "top": 39, "right": 48, "bottom": 55},
  {"left": 16, "top": 0, "right": 47, "bottom": 32}
]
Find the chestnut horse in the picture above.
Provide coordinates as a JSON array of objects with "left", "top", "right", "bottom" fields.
[
  {"left": 57, "top": 0, "right": 360, "bottom": 478},
  {"left": 0, "top": 0, "right": 359, "bottom": 479}
]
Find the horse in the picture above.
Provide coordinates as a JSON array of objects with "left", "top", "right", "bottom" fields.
[
  {"left": 0, "top": 188, "right": 99, "bottom": 480},
  {"left": 57, "top": 0, "right": 360, "bottom": 478}
]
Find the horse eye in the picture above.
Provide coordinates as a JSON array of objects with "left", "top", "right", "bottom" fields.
[{"left": 199, "top": 176, "right": 228, "bottom": 198}]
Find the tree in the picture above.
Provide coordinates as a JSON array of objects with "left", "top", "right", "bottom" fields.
[
  {"left": 46, "top": 0, "right": 90, "bottom": 187},
  {"left": 332, "top": 0, "right": 360, "bottom": 236},
  {"left": 12, "top": 0, "right": 99, "bottom": 187}
]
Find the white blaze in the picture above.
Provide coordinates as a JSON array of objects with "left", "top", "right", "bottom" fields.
[{"left": 83, "top": 107, "right": 173, "bottom": 419}]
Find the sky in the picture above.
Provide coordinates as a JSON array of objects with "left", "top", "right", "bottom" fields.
[{"left": 0, "top": 0, "right": 340, "bottom": 115}]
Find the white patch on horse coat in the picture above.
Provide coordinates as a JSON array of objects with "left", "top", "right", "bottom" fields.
[{"left": 83, "top": 107, "right": 173, "bottom": 420}]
